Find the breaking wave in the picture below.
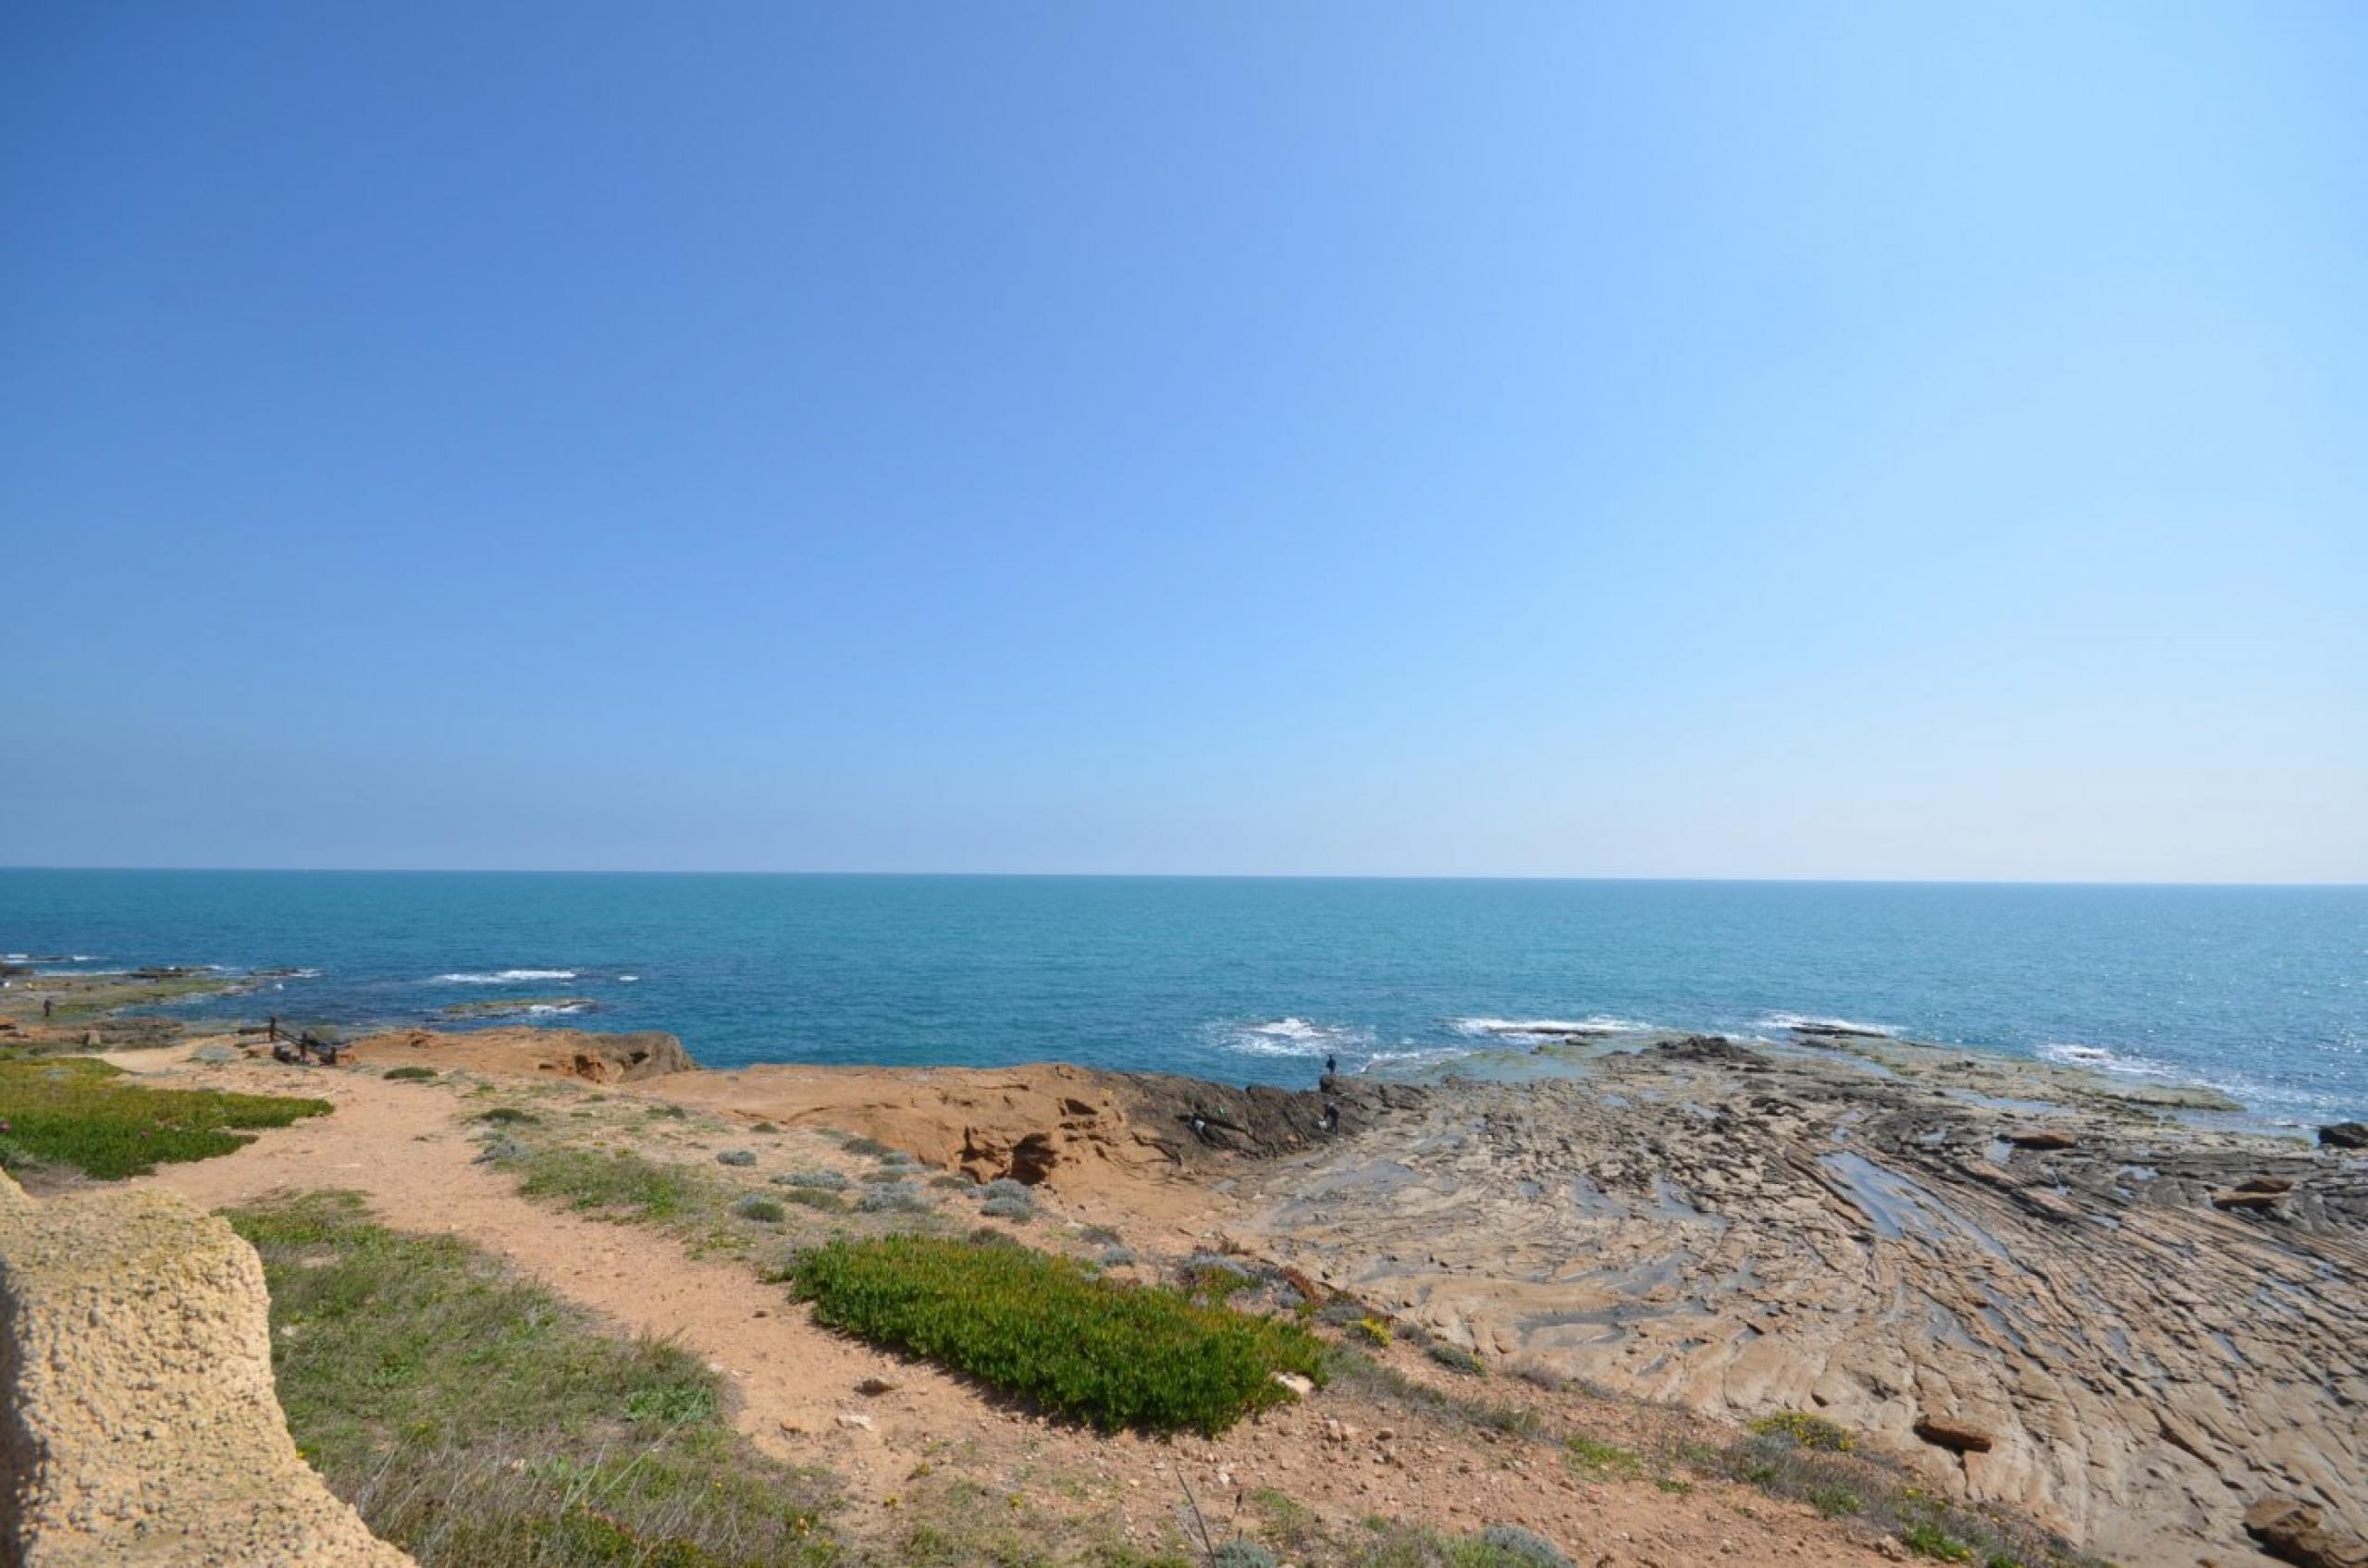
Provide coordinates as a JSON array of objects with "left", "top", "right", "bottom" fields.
[
  {"left": 1759, "top": 1012, "right": 1899, "bottom": 1038},
  {"left": 1450, "top": 1016, "right": 1649, "bottom": 1039},
  {"left": 435, "top": 969, "right": 579, "bottom": 984}
]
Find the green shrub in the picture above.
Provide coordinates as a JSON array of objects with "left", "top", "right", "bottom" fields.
[
  {"left": 1903, "top": 1522, "right": 1973, "bottom": 1562},
  {"left": 472, "top": 1105, "right": 538, "bottom": 1125},
  {"left": 857, "top": 1183, "right": 929, "bottom": 1215},
  {"left": 733, "top": 1196, "right": 787, "bottom": 1224},
  {"left": 516, "top": 1147, "right": 702, "bottom": 1223},
  {"left": 1562, "top": 1436, "right": 1643, "bottom": 1479},
  {"left": 1350, "top": 1316, "right": 1392, "bottom": 1347},
  {"left": 791, "top": 1234, "right": 1327, "bottom": 1435},
  {"left": 0, "top": 1057, "right": 329, "bottom": 1179},
  {"left": 383, "top": 1066, "right": 438, "bottom": 1081},
  {"left": 980, "top": 1193, "right": 1035, "bottom": 1221},
  {"left": 1427, "top": 1343, "right": 1486, "bottom": 1377},
  {"left": 775, "top": 1169, "right": 848, "bottom": 1191},
  {"left": 1748, "top": 1409, "right": 1856, "bottom": 1452},
  {"left": 1475, "top": 1525, "right": 1573, "bottom": 1568},
  {"left": 781, "top": 1188, "right": 845, "bottom": 1212}
]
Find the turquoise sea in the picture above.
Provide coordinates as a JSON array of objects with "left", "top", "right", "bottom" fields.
[{"left": 3, "top": 871, "right": 2362, "bottom": 1127}]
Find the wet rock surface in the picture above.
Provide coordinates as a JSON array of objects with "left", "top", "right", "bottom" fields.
[{"left": 1240, "top": 1036, "right": 2368, "bottom": 1568}]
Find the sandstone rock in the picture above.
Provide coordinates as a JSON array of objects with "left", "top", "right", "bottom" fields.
[
  {"left": 0, "top": 1172, "right": 415, "bottom": 1566},
  {"left": 2236, "top": 1176, "right": 2297, "bottom": 1194},
  {"left": 2244, "top": 1496, "right": 2368, "bottom": 1568},
  {"left": 1911, "top": 1415, "right": 1995, "bottom": 1453},
  {"left": 2212, "top": 1189, "right": 2284, "bottom": 1211},
  {"left": 351, "top": 1025, "right": 694, "bottom": 1084},
  {"left": 2319, "top": 1123, "right": 2368, "bottom": 1151}
]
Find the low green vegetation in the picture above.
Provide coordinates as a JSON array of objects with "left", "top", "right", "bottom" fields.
[
  {"left": 1323, "top": 1346, "right": 1538, "bottom": 1438},
  {"left": 1425, "top": 1343, "right": 1486, "bottom": 1377},
  {"left": 1717, "top": 1427, "right": 2098, "bottom": 1568},
  {"left": 1746, "top": 1409, "right": 1855, "bottom": 1452},
  {"left": 0, "top": 1056, "right": 329, "bottom": 1179},
  {"left": 383, "top": 1066, "right": 438, "bottom": 1081},
  {"left": 511, "top": 1145, "right": 707, "bottom": 1224},
  {"left": 791, "top": 1234, "right": 1327, "bottom": 1435},
  {"left": 228, "top": 1191, "right": 838, "bottom": 1567},
  {"left": 1561, "top": 1436, "right": 1644, "bottom": 1479}
]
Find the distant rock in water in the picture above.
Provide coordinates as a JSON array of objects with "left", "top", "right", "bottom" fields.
[
  {"left": 2320, "top": 1122, "right": 2368, "bottom": 1151},
  {"left": 351, "top": 1026, "right": 694, "bottom": 1084}
]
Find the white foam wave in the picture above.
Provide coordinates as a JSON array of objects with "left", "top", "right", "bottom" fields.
[
  {"left": 618, "top": 974, "right": 640, "bottom": 983},
  {"left": 1451, "top": 1016, "right": 1648, "bottom": 1039},
  {"left": 2036, "top": 1041, "right": 2180, "bottom": 1080},
  {"left": 1217, "top": 1018, "right": 1374, "bottom": 1058},
  {"left": 526, "top": 1002, "right": 587, "bottom": 1015},
  {"left": 436, "top": 969, "right": 579, "bottom": 984},
  {"left": 1760, "top": 1012, "right": 1898, "bottom": 1038}
]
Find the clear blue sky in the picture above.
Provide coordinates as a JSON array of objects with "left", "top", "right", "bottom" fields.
[{"left": 4, "top": 3, "right": 2362, "bottom": 880}]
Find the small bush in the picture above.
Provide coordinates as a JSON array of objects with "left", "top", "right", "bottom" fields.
[
  {"left": 980, "top": 1193, "right": 1035, "bottom": 1221},
  {"left": 1079, "top": 1224, "right": 1123, "bottom": 1245},
  {"left": 1749, "top": 1409, "right": 1856, "bottom": 1452},
  {"left": 775, "top": 1169, "right": 849, "bottom": 1191},
  {"left": 516, "top": 1147, "right": 703, "bottom": 1223},
  {"left": 857, "top": 1183, "right": 930, "bottom": 1215},
  {"left": 1350, "top": 1316, "right": 1392, "bottom": 1347},
  {"left": 474, "top": 1134, "right": 529, "bottom": 1165},
  {"left": 1212, "top": 1543, "right": 1277, "bottom": 1568},
  {"left": 876, "top": 1149, "right": 918, "bottom": 1167},
  {"left": 1562, "top": 1436, "right": 1643, "bottom": 1479},
  {"left": 0, "top": 1057, "right": 330, "bottom": 1179},
  {"left": 472, "top": 1105, "right": 538, "bottom": 1125},
  {"left": 717, "top": 1148, "right": 758, "bottom": 1167},
  {"left": 734, "top": 1196, "right": 787, "bottom": 1223},
  {"left": 1427, "top": 1343, "right": 1486, "bottom": 1377},
  {"left": 980, "top": 1177, "right": 1030, "bottom": 1201},
  {"left": 1477, "top": 1525, "right": 1574, "bottom": 1568},
  {"left": 842, "top": 1136, "right": 890, "bottom": 1157},
  {"left": 1101, "top": 1245, "right": 1138, "bottom": 1267},
  {"left": 1902, "top": 1522, "right": 1973, "bottom": 1562},
  {"left": 791, "top": 1234, "right": 1327, "bottom": 1435},
  {"left": 383, "top": 1066, "right": 438, "bottom": 1081},
  {"left": 782, "top": 1188, "right": 845, "bottom": 1212}
]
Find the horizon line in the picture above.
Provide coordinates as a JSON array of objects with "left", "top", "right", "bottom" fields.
[{"left": 3, "top": 865, "right": 2362, "bottom": 890}]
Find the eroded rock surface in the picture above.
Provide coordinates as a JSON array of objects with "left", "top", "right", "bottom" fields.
[
  {"left": 350, "top": 1024, "right": 694, "bottom": 1083},
  {"left": 1240, "top": 1038, "right": 2368, "bottom": 1568},
  {"left": 0, "top": 1172, "right": 413, "bottom": 1566}
]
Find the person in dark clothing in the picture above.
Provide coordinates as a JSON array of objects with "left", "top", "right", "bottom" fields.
[
  {"left": 1322, "top": 1101, "right": 1340, "bottom": 1133},
  {"left": 43, "top": 996, "right": 53, "bottom": 1019},
  {"left": 267, "top": 1014, "right": 279, "bottom": 1042},
  {"left": 1325, "top": 1053, "right": 1338, "bottom": 1076}
]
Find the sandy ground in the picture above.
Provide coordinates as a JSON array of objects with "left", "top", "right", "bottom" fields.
[{"left": 123, "top": 1047, "right": 1897, "bottom": 1568}]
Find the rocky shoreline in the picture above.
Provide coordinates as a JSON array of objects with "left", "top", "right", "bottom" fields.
[
  {"left": 1233, "top": 1034, "right": 2367, "bottom": 1567},
  {"left": 12, "top": 963, "right": 2365, "bottom": 1565}
]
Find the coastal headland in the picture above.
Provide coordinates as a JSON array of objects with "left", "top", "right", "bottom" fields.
[{"left": 3, "top": 973, "right": 2362, "bottom": 1568}]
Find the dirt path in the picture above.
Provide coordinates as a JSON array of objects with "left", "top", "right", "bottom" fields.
[{"left": 124, "top": 1054, "right": 1893, "bottom": 1567}]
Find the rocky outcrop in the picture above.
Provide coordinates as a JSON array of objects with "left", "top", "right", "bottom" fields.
[
  {"left": 0, "top": 1172, "right": 413, "bottom": 1567},
  {"left": 2245, "top": 1497, "right": 2368, "bottom": 1568},
  {"left": 349, "top": 1025, "right": 694, "bottom": 1084},
  {"left": 2322, "top": 1123, "right": 2368, "bottom": 1151},
  {"left": 1239, "top": 1036, "right": 2368, "bottom": 1567}
]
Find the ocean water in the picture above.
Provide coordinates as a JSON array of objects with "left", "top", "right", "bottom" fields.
[{"left": 3, "top": 871, "right": 2362, "bottom": 1126}]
